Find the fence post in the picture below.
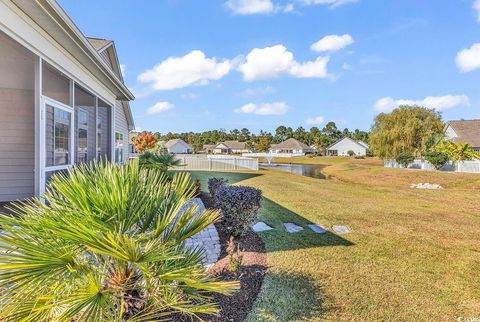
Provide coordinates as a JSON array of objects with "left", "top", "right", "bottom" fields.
[
  {"left": 234, "top": 158, "right": 237, "bottom": 170},
  {"left": 209, "top": 159, "right": 212, "bottom": 171}
]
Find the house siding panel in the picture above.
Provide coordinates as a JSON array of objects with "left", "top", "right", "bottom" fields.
[{"left": 114, "top": 100, "right": 129, "bottom": 163}]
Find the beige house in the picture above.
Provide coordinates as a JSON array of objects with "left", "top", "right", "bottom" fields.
[
  {"left": 444, "top": 120, "right": 480, "bottom": 152},
  {"left": 164, "top": 139, "right": 193, "bottom": 154},
  {"left": 269, "top": 138, "right": 314, "bottom": 155},
  {"left": 202, "top": 144, "right": 216, "bottom": 154},
  {"left": 213, "top": 141, "right": 251, "bottom": 154},
  {"left": 0, "top": 0, "right": 134, "bottom": 202}
]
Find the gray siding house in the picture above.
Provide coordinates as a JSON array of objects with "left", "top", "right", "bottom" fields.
[{"left": 0, "top": 0, "right": 134, "bottom": 202}]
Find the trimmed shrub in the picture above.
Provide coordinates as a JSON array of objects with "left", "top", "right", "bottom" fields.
[
  {"left": 347, "top": 150, "right": 355, "bottom": 157},
  {"left": 208, "top": 177, "right": 228, "bottom": 200},
  {"left": 395, "top": 152, "right": 414, "bottom": 168},
  {"left": 424, "top": 151, "right": 449, "bottom": 170},
  {"left": 215, "top": 185, "right": 263, "bottom": 236}
]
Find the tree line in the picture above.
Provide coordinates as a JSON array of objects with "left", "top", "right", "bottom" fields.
[{"left": 141, "top": 122, "right": 370, "bottom": 153}]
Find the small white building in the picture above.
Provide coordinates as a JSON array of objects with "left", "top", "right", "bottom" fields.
[
  {"left": 213, "top": 141, "right": 251, "bottom": 154},
  {"left": 327, "top": 138, "right": 369, "bottom": 157},
  {"left": 269, "top": 138, "right": 314, "bottom": 155},
  {"left": 164, "top": 139, "right": 193, "bottom": 154}
]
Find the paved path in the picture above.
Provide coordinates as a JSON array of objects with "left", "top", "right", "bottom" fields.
[{"left": 180, "top": 198, "right": 221, "bottom": 268}]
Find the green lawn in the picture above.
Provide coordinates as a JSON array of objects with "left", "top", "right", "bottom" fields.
[{"left": 188, "top": 160, "right": 480, "bottom": 321}]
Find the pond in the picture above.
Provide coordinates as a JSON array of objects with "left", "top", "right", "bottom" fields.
[{"left": 259, "top": 163, "right": 326, "bottom": 179}]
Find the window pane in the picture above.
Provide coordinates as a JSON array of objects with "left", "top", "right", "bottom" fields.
[
  {"left": 42, "top": 62, "right": 71, "bottom": 106},
  {"left": 45, "top": 105, "right": 70, "bottom": 166},
  {"left": 74, "top": 85, "right": 96, "bottom": 164},
  {"left": 115, "top": 132, "right": 124, "bottom": 164}
]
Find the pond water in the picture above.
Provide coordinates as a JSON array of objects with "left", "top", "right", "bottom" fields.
[{"left": 259, "top": 163, "right": 326, "bottom": 179}]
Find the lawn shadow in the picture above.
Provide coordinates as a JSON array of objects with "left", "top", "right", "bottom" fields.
[
  {"left": 256, "top": 198, "right": 354, "bottom": 252},
  {"left": 187, "top": 171, "right": 263, "bottom": 192},
  {"left": 246, "top": 271, "right": 328, "bottom": 321}
]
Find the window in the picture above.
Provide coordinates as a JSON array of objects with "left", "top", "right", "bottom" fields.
[
  {"left": 97, "top": 99, "right": 112, "bottom": 160},
  {"left": 77, "top": 109, "right": 88, "bottom": 163},
  {"left": 42, "top": 62, "right": 71, "bottom": 106},
  {"left": 74, "top": 85, "right": 96, "bottom": 164},
  {"left": 45, "top": 105, "right": 71, "bottom": 166},
  {"left": 115, "top": 132, "right": 124, "bottom": 164}
]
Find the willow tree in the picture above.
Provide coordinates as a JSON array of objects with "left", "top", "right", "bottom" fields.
[{"left": 369, "top": 106, "right": 443, "bottom": 159}]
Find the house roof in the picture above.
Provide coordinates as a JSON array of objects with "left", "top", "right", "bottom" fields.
[
  {"left": 327, "top": 137, "right": 368, "bottom": 150},
  {"left": 10, "top": 0, "right": 134, "bottom": 101},
  {"left": 87, "top": 37, "right": 113, "bottom": 52},
  {"left": 165, "top": 139, "right": 192, "bottom": 149},
  {"left": 271, "top": 138, "right": 310, "bottom": 150},
  {"left": 447, "top": 120, "right": 480, "bottom": 147},
  {"left": 203, "top": 144, "right": 216, "bottom": 149},
  {"left": 216, "top": 141, "right": 248, "bottom": 149}
]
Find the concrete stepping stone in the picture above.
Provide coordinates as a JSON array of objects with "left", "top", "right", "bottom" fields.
[
  {"left": 332, "top": 225, "right": 351, "bottom": 234},
  {"left": 283, "top": 223, "right": 304, "bottom": 233},
  {"left": 308, "top": 224, "right": 326, "bottom": 234},
  {"left": 252, "top": 221, "right": 273, "bottom": 232}
]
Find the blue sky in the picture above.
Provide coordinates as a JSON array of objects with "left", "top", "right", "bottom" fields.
[{"left": 59, "top": 0, "right": 480, "bottom": 134}]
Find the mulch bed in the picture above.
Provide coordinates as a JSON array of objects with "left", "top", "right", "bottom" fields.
[{"left": 199, "top": 192, "right": 267, "bottom": 322}]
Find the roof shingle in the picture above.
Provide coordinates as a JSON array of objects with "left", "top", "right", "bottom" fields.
[{"left": 448, "top": 120, "right": 480, "bottom": 147}]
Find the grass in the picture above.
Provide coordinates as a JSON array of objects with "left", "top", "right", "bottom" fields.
[{"left": 189, "top": 159, "right": 480, "bottom": 321}]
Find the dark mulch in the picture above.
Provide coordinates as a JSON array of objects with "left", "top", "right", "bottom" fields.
[{"left": 200, "top": 192, "right": 267, "bottom": 322}]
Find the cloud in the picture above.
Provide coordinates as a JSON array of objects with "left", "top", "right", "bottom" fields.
[
  {"left": 239, "top": 86, "right": 276, "bottom": 97},
  {"left": 456, "top": 43, "right": 480, "bottom": 73},
  {"left": 234, "top": 101, "right": 288, "bottom": 115},
  {"left": 225, "top": 0, "right": 275, "bottom": 15},
  {"left": 138, "top": 50, "right": 232, "bottom": 90},
  {"left": 475, "top": 0, "right": 480, "bottom": 21},
  {"left": 297, "top": 0, "right": 359, "bottom": 8},
  {"left": 373, "top": 95, "right": 470, "bottom": 113},
  {"left": 306, "top": 116, "right": 325, "bottom": 125},
  {"left": 147, "top": 101, "right": 175, "bottom": 114},
  {"left": 180, "top": 93, "right": 199, "bottom": 100},
  {"left": 238, "top": 45, "right": 329, "bottom": 81},
  {"left": 310, "top": 34, "right": 354, "bottom": 52}
]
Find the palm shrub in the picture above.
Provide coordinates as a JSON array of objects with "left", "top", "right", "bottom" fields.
[
  {"left": 0, "top": 161, "right": 237, "bottom": 321},
  {"left": 139, "top": 149, "right": 182, "bottom": 171}
]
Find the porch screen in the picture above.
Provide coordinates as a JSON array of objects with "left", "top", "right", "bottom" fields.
[{"left": 74, "top": 85, "right": 96, "bottom": 164}]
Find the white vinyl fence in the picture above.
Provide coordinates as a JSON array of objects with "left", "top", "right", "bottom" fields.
[
  {"left": 384, "top": 159, "right": 480, "bottom": 173},
  {"left": 242, "top": 152, "right": 305, "bottom": 158},
  {"left": 173, "top": 155, "right": 258, "bottom": 171}
]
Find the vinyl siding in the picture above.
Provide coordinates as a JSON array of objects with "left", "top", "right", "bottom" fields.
[
  {"left": 114, "top": 100, "right": 129, "bottom": 163},
  {"left": 0, "top": 88, "right": 35, "bottom": 202}
]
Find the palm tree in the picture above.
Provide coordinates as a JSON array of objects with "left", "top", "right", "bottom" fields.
[
  {"left": 0, "top": 160, "right": 237, "bottom": 321},
  {"left": 139, "top": 150, "right": 182, "bottom": 171}
]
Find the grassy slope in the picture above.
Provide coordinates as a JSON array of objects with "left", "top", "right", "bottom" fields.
[{"left": 189, "top": 160, "right": 480, "bottom": 321}]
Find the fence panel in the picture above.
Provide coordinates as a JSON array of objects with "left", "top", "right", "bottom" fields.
[
  {"left": 173, "top": 156, "right": 258, "bottom": 171},
  {"left": 384, "top": 159, "right": 479, "bottom": 173}
]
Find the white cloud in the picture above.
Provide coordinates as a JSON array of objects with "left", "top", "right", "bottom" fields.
[
  {"left": 238, "top": 45, "right": 329, "bottom": 81},
  {"left": 239, "top": 86, "right": 276, "bottom": 97},
  {"left": 310, "top": 34, "right": 354, "bottom": 52},
  {"left": 342, "top": 63, "right": 351, "bottom": 70},
  {"left": 234, "top": 102, "right": 288, "bottom": 115},
  {"left": 374, "top": 95, "right": 470, "bottom": 113},
  {"left": 138, "top": 50, "right": 232, "bottom": 90},
  {"left": 225, "top": 0, "right": 275, "bottom": 15},
  {"left": 297, "top": 0, "right": 359, "bottom": 8},
  {"left": 147, "top": 101, "right": 175, "bottom": 114},
  {"left": 456, "top": 43, "right": 480, "bottom": 73},
  {"left": 306, "top": 116, "right": 325, "bottom": 125},
  {"left": 180, "top": 92, "right": 199, "bottom": 100},
  {"left": 474, "top": 0, "right": 480, "bottom": 21}
]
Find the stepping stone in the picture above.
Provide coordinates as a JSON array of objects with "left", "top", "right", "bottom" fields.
[
  {"left": 252, "top": 221, "right": 273, "bottom": 232},
  {"left": 308, "top": 224, "right": 326, "bottom": 234},
  {"left": 332, "top": 225, "right": 351, "bottom": 234},
  {"left": 283, "top": 223, "right": 304, "bottom": 233}
]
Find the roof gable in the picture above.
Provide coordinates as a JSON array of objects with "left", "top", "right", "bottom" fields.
[
  {"left": 272, "top": 138, "right": 310, "bottom": 150},
  {"left": 327, "top": 137, "right": 367, "bottom": 150},
  {"left": 446, "top": 120, "right": 480, "bottom": 147},
  {"left": 165, "top": 139, "right": 191, "bottom": 149}
]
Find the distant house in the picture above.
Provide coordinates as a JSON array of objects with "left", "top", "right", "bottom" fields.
[
  {"left": 164, "top": 139, "right": 193, "bottom": 154},
  {"left": 327, "top": 138, "right": 369, "bottom": 156},
  {"left": 213, "top": 141, "right": 251, "bottom": 154},
  {"left": 444, "top": 120, "right": 480, "bottom": 152},
  {"left": 269, "top": 138, "right": 314, "bottom": 155},
  {"left": 202, "top": 144, "right": 216, "bottom": 154}
]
